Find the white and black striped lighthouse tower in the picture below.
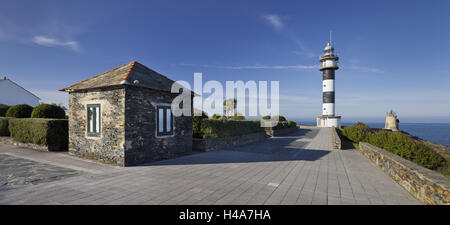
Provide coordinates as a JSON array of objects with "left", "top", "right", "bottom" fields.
[{"left": 317, "top": 34, "right": 341, "bottom": 128}]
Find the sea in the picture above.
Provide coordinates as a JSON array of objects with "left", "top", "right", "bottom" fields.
[{"left": 297, "top": 121, "right": 450, "bottom": 147}]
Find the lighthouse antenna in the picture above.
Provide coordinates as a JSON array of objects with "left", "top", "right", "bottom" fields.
[{"left": 329, "top": 30, "right": 332, "bottom": 44}]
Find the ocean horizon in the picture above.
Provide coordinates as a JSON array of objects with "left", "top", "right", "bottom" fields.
[{"left": 296, "top": 121, "right": 450, "bottom": 147}]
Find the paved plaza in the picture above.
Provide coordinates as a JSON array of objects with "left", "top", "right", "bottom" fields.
[{"left": 0, "top": 126, "right": 419, "bottom": 205}]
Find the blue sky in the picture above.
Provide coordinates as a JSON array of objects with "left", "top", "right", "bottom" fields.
[{"left": 1, "top": 0, "right": 449, "bottom": 123}]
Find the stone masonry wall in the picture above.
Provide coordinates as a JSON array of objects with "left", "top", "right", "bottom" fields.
[
  {"left": 331, "top": 128, "right": 341, "bottom": 150},
  {"left": 265, "top": 127, "right": 298, "bottom": 137},
  {"left": 193, "top": 132, "right": 268, "bottom": 152},
  {"left": 359, "top": 142, "right": 450, "bottom": 205},
  {"left": 124, "top": 86, "right": 192, "bottom": 166},
  {"left": 68, "top": 88, "right": 126, "bottom": 166}
]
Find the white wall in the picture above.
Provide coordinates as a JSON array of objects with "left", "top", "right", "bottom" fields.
[
  {"left": 322, "top": 80, "right": 335, "bottom": 92},
  {"left": 0, "top": 80, "right": 40, "bottom": 106},
  {"left": 322, "top": 103, "right": 335, "bottom": 116}
]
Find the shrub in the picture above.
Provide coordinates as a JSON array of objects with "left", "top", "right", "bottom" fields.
[
  {"left": 267, "top": 120, "right": 297, "bottom": 130},
  {"left": 31, "top": 104, "right": 66, "bottom": 119},
  {"left": 197, "top": 119, "right": 264, "bottom": 139},
  {"left": 275, "top": 115, "right": 287, "bottom": 122},
  {"left": 340, "top": 122, "right": 446, "bottom": 170},
  {"left": 211, "top": 114, "right": 224, "bottom": 120},
  {"left": 5, "top": 104, "right": 33, "bottom": 118},
  {"left": 287, "top": 120, "right": 297, "bottom": 128},
  {"left": 341, "top": 122, "right": 372, "bottom": 143},
  {"left": 193, "top": 111, "right": 209, "bottom": 138},
  {"left": 262, "top": 115, "right": 286, "bottom": 121},
  {"left": 0, "top": 104, "right": 9, "bottom": 117},
  {"left": 0, "top": 117, "right": 11, "bottom": 136},
  {"left": 228, "top": 113, "right": 245, "bottom": 120},
  {"left": 8, "top": 118, "right": 68, "bottom": 150},
  {"left": 366, "top": 131, "right": 445, "bottom": 170}
]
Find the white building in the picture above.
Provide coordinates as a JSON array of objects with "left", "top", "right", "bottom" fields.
[{"left": 0, "top": 77, "right": 40, "bottom": 106}]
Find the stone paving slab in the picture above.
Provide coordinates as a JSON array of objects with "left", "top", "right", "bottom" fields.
[
  {"left": 0, "top": 127, "right": 420, "bottom": 205},
  {"left": 0, "top": 153, "right": 81, "bottom": 192}
]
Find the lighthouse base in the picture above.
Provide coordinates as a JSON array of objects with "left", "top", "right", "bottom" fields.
[{"left": 317, "top": 115, "right": 341, "bottom": 128}]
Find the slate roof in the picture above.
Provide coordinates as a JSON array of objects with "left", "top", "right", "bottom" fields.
[{"left": 59, "top": 61, "right": 177, "bottom": 92}]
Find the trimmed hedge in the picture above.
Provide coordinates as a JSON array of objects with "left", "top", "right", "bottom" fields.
[
  {"left": 31, "top": 104, "right": 66, "bottom": 119},
  {"left": 8, "top": 118, "right": 68, "bottom": 149},
  {"left": 196, "top": 119, "right": 264, "bottom": 139},
  {"left": 5, "top": 104, "right": 33, "bottom": 118},
  {"left": 194, "top": 117, "right": 297, "bottom": 139},
  {"left": 267, "top": 120, "right": 297, "bottom": 131},
  {"left": 262, "top": 115, "right": 287, "bottom": 121},
  {"left": 0, "top": 117, "right": 11, "bottom": 136},
  {"left": 0, "top": 104, "right": 9, "bottom": 117},
  {"left": 341, "top": 122, "right": 446, "bottom": 170}
]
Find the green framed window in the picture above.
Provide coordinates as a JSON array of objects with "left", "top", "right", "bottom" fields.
[
  {"left": 157, "top": 106, "right": 173, "bottom": 136},
  {"left": 87, "top": 104, "right": 101, "bottom": 137}
]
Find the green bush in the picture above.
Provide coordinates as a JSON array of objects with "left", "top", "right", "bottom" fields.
[
  {"left": 5, "top": 104, "right": 33, "bottom": 118},
  {"left": 275, "top": 115, "right": 287, "bottom": 122},
  {"left": 367, "top": 131, "right": 445, "bottom": 169},
  {"left": 8, "top": 118, "right": 68, "bottom": 150},
  {"left": 267, "top": 120, "right": 297, "bottom": 130},
  {"left": 193, "top": 111, "right": 209, "bottom": 138},
  {"left": 0, "top": 104, "right": 9, "bottom": 117},
  {"left": 341, "top": 122, "right": 372, "bottom": 143},
  {"left": 211, "top": 114, "right": 224, "bottom": 120},
  {"left": 196, "top": 119, "right": 264, "bottom": 139},
  {"left": 287, "top": 120, "right": 297, "bottom": 128},
  {"left": 228, "top": 113, "right": 245, "bottom": 120},
  {"left": 31, "top": 104, "right": 66, "bottom": 119},
  {"left": 341, "top": 122, "right": 446, "bottom": 170},
  {"left": 0, "top": 117, "right": 11, "bottom": 136},
  {"left": 262, "top": 115, "right": 286, "bottom": 121}
]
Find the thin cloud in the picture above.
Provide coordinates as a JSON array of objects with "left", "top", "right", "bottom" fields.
[
  {"left": 262, "top": 14, "right": 284, "bottom": 31},
  {"left": 347, "top": 65, "right": 384, "bottom": 73},
  {"left": 32, "top": 35, "right": 80, "bottom": 52},
  {"left": 175, "top": 63, "right": 318, "bottom": 70}
]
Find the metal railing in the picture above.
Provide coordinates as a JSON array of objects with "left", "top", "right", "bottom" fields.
[{"left": 320, "top": 52, "right": 338, "bottom": 58}]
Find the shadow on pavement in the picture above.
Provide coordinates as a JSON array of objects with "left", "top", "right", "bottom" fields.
[{"left": 140, "top": 127, "right": 329, "bottom": 166}]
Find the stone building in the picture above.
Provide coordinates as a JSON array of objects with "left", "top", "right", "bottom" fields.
[
  {"left": 384, "top": 110, "right": 399, "bottom": 131},
  {"left": 59, "top": 61, "right": 193, "bottom": 166}
]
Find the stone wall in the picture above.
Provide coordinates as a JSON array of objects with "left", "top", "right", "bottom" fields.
[
  {"left": 193, "top": 132, "right": 267, "bottom": 152},
  {"left": 359, "top": 142, "right": 450, "bottom": 205},
  {"left": 331, "top": 128, "right": 341, "bottom": 150},
  {"left": 265, "top": 127, "right": 298, "bottom": 137},
  {"left": 124, "top": 86, "right": 192, "bottom": 166},
  {"left": 68, "top": 87, "right": 126, "bottom": 166},
  {"left": 0, "top": 137, "right": 54, "bottom": 151}
]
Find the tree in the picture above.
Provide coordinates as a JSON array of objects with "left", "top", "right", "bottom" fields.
[{"left": 223, "top": 98, "right": 237, "bottom": 117}]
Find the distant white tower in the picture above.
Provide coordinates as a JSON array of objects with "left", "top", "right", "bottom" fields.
[{"left": 317, "top": 33, "right": 341, "bottom": 128}]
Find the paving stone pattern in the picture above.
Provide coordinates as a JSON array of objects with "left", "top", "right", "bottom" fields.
[{"left": 0, "top": 127, "right": 419, "bottom": 205}]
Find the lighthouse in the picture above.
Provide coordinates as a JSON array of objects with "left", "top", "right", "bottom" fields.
[{"left": 317, "top": 35, "right": 341, "bottom": 128}]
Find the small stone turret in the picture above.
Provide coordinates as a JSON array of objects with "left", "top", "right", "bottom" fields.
[{"left": 384, "top": 110, "right": 399, "bottom": 131}]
